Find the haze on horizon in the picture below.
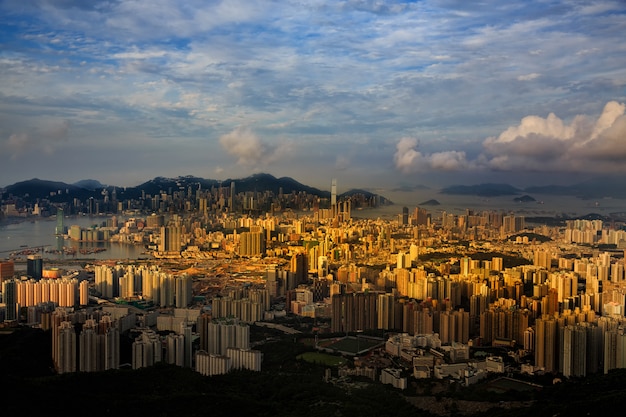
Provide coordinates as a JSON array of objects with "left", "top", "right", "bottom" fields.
[{"left": 1, "top": 1, "right": 625, "bottom": 192}]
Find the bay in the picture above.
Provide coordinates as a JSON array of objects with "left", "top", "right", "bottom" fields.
[
  {"left": 352, "top": 189, "right": 626, "bottom": 220},
  {"left": 2, "top": 192, "right": 626, "bottom": 265},
  {"left": 0, "top": 215, "right": 146, "bottom": 264}
]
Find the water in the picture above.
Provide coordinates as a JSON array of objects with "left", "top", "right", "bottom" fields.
[
  {"left": 352, "top": 188, "right": 626, "bottom": 220},
  {"left": 2, "top": 193, "right": 625, "bottom": 261},
  {"left": 0, "top": 215, "right": 146, "bottom": 262}
]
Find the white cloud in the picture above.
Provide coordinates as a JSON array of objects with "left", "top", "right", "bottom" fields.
[
  {"left": 393, "top": 137, "right": 468, "bottom": 173},
  {"left": 1, "top": 1, "right": 626, "bottom": 186},
  {"left": 517, "top": 73, "right": 540, "bottom": 81},
  {"left": 219, "top": 126, "right": 291, "bottom": 167},
  {"left": 482, "top": 101, "right": 626, "bottom": 172},
  {"left": 393, "top": 137, "right": 422, "bottom": 173},
  {"left": 392, "top": 101, "right": 626, "bottom": 175},
  {"left": 486, "top": 112, "right": 578, "bottom": 144}
]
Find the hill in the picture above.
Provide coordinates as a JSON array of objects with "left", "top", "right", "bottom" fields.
[
  {"left": 1, "top": 173, "right": 392, "bottom": 206},
  {"left": 524, "top": 176, "right": 626, "bottom": 199}
]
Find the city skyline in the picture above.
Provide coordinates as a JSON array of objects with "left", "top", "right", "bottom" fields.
[{"left": 1, "top": 1, "right": 625, "bottom": 190}]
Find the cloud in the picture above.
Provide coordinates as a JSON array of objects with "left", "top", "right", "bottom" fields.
[
  {"left": 4, "top": 119, "right": 71, "bottom": 158},
  {"left": 393, "top": 101, "right": 626, "bottom": 175},
  {"left": 219, "top": 126, "right": 291, "bottom": 167},
  {"left": 482, "top": 101, "right": 626, "bottom": 172},
  {"left": 393, "top": 137, "right": 422, "bottom": 173},
  {"left": 393, "top": 137, "right": 468, "bottom": 173},
  {"left": 517, "top": 73, "right": 540, "bottom": 81}
]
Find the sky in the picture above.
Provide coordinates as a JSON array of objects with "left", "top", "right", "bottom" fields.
[{"left": 1, "top": 0, "right": 626, "bottom": 192}]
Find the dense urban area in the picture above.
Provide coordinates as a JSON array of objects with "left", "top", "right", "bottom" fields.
[{"left": 2, "top": 177, "right": 626, "bottom": 416}]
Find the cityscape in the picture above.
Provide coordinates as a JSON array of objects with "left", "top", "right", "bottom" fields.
[
  {"left": 2, "top": 0, "right": 626, "bottom": 415},
  {"left": 2, "top": 174, "right": 626, "bottom": 415}
]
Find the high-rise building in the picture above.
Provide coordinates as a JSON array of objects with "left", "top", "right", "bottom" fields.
[
  {"left": 401, "top": 206, "right": 409, "bottom": 225},
  {"left": 55, "top": 208, "right": 65, "bottom": 235},
  {"left": 1, "top": 279, "right": 18, "bottom": 321},
  {"left": 239, "top": 230, "right": 265, "bottom": 257},
  {"left": 331, "top": 178, "right": 337, "bottom": 218},
  {"left": 0, "top": 260, "right": 15, "bottom": 285},
  {"left": 195, "top": 351, "right": 231, "bottom": 376},
  {"left": 535, "top": 315, "right": 557, "bottom": 373},
  {"left": 27, "top": 255, "right": 43, "bottom": 280},
  {"left": 132, "top": 329, "right": 162, "bottom": 369},
  {"left": 562, "top": 324, "right": 587, "bottom": 377},
  {"left": 166, "top": 333, "right": 185, "bottom": 367},
  {"left": 159, "top": 225, "right": 182, "bottom": 253},
  {"left": 79, "top": 319, "right": 99, "bottom": 372},
  {"left": 230, "top": 181, "right": 236, "bottom": 211},
  {"left": 202, "top": 318, "right": 250, "bottom": 355},
  {"left": 290, "top": 253, "right": 308, "bottom": 286},
  {"left": 55, "top": 321, "right": 77, "bottom": 374},
  {"left": 175, "top": 274, "right": 192, "bottom": 308}
]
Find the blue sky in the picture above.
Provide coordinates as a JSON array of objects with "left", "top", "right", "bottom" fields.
[{"left": 1, "top": 0, "right": 625, "bottom": 191}]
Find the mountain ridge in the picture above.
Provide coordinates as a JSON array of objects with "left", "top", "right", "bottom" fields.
[
  {"left": 438, "top": 177, "right": 626, "bottom": 199},
  {"left": 0, "top": 173, "right": 392, "bottom": 205}
]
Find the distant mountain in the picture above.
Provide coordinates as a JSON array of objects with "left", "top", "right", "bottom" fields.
[
  {"left": 228, "top": 173, "right": 328, "bottom": 196},
  {"left": 513, "top": 195, "right": 536, "bottom": 203},
  {"left": 2, "top": 178, "right": 96, "bottom": 201},
  {"left": 73, "top": 179, "right": 104, "bottom": 190},
  {"left": 436, "top": 176, "right": 626, "bottom": 200},
  {"left": 524, "top": 176, "right": 626, "bottom": 199},
  {"left": 126, "top": 175, "right": 220, "bottom": 199},
  {"left": 1, "top": 173, "right": 392, "bottom": 205},
  {"left": 419, "top": 199, "right": 440, "bottom": 206},
  {"left": 340, "top": 188, "right": 393, "bottom": 205},
  {"left": 440, "top": 183, "right": 522, "bottom": 197}
]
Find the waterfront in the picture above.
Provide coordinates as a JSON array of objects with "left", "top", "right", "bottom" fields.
[
  {"left": 0, "top": 215, "right": 146, "bottom": 263},
  {"left": 2, "top": 192, "right": 626, "bottom": 264},
  {"left": 352, "top": 189, "right": 626, "bottom": 220}
]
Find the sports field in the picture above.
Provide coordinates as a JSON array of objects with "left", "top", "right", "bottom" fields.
[
  {"left": 297, "top": 351, "right": 347, "bottom": 366},
  {"left": 323, "top": 336, "right": 383, "bottom": 355}
]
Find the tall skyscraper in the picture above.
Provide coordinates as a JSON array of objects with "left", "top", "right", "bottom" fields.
[
  {"left": 55, "top": 208, "right": 65, "bottom": 235},
  {"left": 1, "top": 279, "right": 18, "bottom": 321},
  {"left": 230, "top": 181, "right": 236, "bottom": 211},
  {"left": 331, "top": 178, "right": 337, "bottom": 218},
  {"left": 402, "top": 206, "right": 409, "bottom": 225}
]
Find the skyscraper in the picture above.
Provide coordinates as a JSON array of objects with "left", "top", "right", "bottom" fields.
[
  {"left": 159, "top": 225, "right": 182, "bottom": 253},
  {"left": 0, "top": 260, "right": 14, "bottom": 285},
  {"left": 27, "top": 255, "right": 43, "bottom": 280},
  {"left": 1, "top": 279, "right": 18, "bottom": 321},
  {"left": 55, "top": 321, "right": 77, "bottom": 374}
]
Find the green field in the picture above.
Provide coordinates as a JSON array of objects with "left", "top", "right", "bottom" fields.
[
  {"left": 297, "top": 351, "right": 347, "bottom": 367},
  {"left": 325, "top": 336, "right": 383, "bottom": 355}
]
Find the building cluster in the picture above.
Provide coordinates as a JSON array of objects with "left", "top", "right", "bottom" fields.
[
  {"left": 0, "top": 260, "right": 263, "bottom": 377},
  {"left": 2, "top": 180, "right": 626, "bottom": 385}
]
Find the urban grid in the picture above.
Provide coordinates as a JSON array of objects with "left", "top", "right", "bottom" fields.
[{"left": 2, "top": 178, "right": 626, "bottom": 393}]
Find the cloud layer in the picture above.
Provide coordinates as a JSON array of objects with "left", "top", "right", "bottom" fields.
[
  {"left": 394, "top": 101, "right": 626, "bottom": 174},
  {"left": 0, "top": 1, "right": 625, "bottom": 188}
]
